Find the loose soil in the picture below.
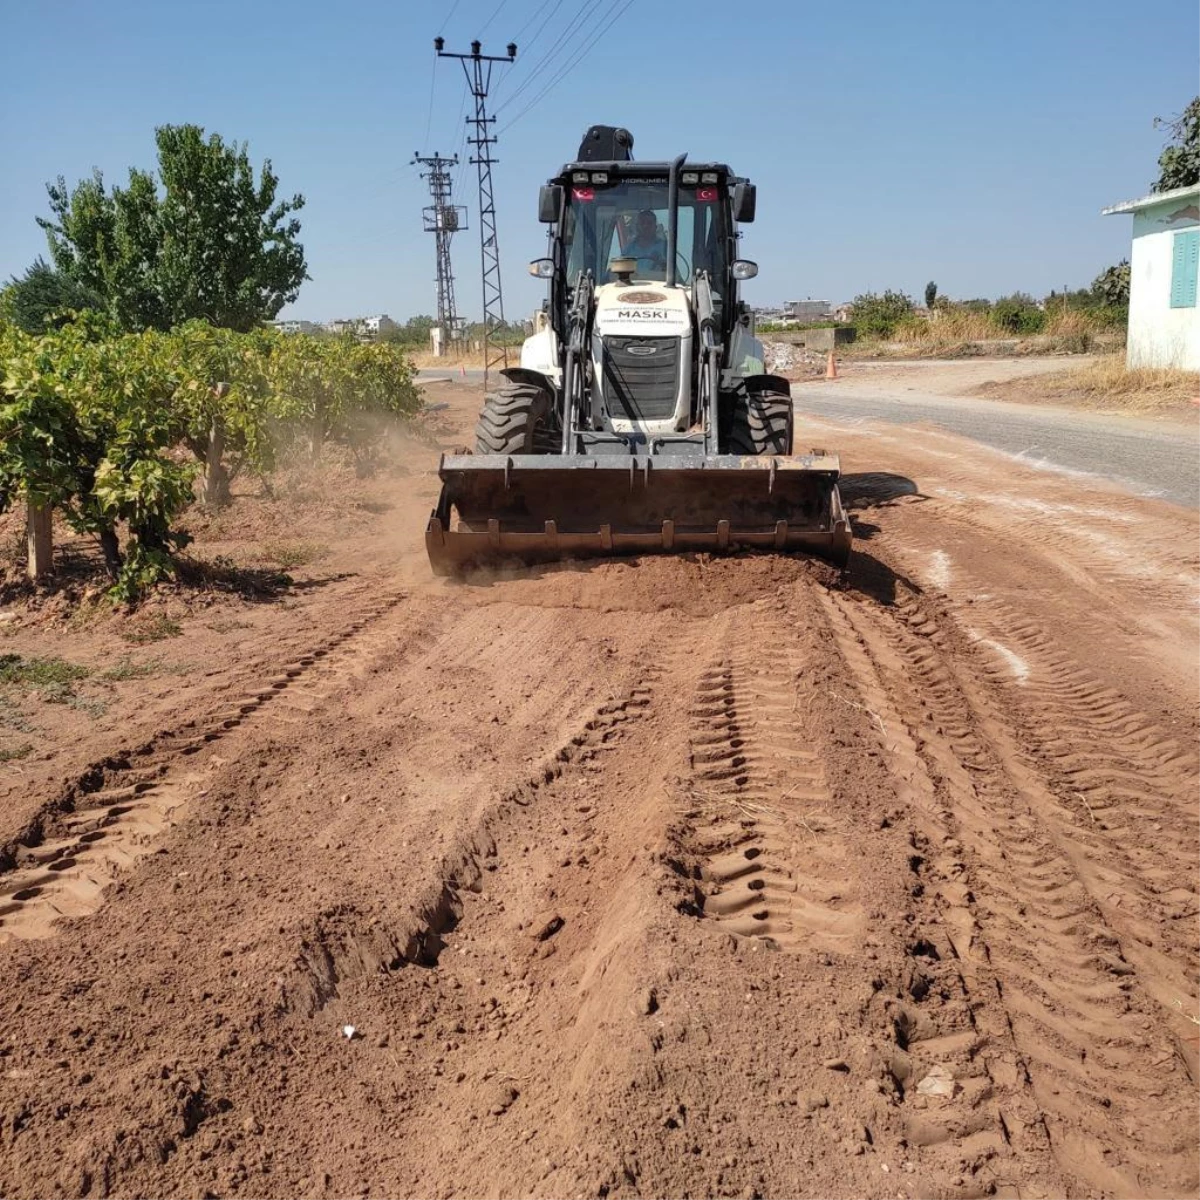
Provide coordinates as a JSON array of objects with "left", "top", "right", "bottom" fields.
[{"left": 0, "top": 376, "right": 1196, "bottom": 1199}]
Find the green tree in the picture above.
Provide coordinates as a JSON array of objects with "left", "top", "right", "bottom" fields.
[
  {"left": 38, "top": 125, "right": 307, "bottom": 333},
  {"left": 850, "top": 290, "right": 914, "bottom": 338},
  {"left": 924, "top": 281, "right": 938, "bottom": 309},
  {"left": 1092, "top": 261, "right": 1131, "bottom": 307},
  {"left": 1153, "top": 97, "right": 1199, "bottom": 192},
  {"left": 1, "top": 258, "right": 104, "bottom": 333},
  {"left": 167, "top": 321, "right": 273, "bottom": 507}
]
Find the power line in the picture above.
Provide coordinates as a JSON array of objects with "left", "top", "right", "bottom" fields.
[
  {"left": 448, "top": 81, "right": 473, "bottom": 196},
  {"left": 500, "top": 0, "right": 634, "bottom": 132},
  {"left": 480, "top": 0, "right": 511, "bottom": 35},
  {"left": 512, "top": 0, "right": 558, "bottom": 42},
  {"left": 422, "top": 57, "right": 438, "bottom": 150},
  {"left": 437, "top": 0, "right": 463, "bottom": 34},
  {"left": 495, "top": 0, "right": 595, "bottom": 109},
  {"left": 493, "top": 0, "right": 569, "bottom": 96},
  {"left": 496, "top": 0, "right": 599, "bottom": 112}
]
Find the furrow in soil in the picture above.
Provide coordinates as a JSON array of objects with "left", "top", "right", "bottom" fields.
[{"left": 820, "top": 584, "right": 1198, "bottom": 1197}]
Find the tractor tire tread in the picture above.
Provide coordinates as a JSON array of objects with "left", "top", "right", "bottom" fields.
[
  {"left": 475, "top": 381, "right": 554, "bottom": 456},
  {"left": 727, "top": 388, "right": 793, "bottom": 456}
]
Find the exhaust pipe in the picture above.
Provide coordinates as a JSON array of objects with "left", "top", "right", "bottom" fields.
[{"left": 665, "top": 152, "right": 686, "bottom": 289}]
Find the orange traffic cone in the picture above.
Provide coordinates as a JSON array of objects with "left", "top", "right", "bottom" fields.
[{"left": 825, "top": 350, "right": 838, "bottom": 381}]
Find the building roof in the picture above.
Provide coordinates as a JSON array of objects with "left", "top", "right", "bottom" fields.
[{"left": 1102, "top": 182, "right": 1200, "bottom": 215}]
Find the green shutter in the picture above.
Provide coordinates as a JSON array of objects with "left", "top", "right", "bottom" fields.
[{"left": 1170, "top": 229, "right": 1199, "bottom": 308}]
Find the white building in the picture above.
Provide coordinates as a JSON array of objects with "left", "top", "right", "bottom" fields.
[
  {"left": 358, "top": 314, "right": 398, "bottom": 338},
  {"left": 1102, "top": 183, "right": 1199, "bottom": 370},
  {"left": 270, "top": 319, "right": 317, "bottom": 335}
]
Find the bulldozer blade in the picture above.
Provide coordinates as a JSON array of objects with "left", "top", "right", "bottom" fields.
[{"left": 425, "top": 452, "right": 852, "bottom": 576}]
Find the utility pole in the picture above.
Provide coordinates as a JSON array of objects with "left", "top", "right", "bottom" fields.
[
  {"left": 435, "top": 37, "right": 516, "bottom": 388},
  {"left": 411, "top": 151, "right": 466, "bottom": 355}
]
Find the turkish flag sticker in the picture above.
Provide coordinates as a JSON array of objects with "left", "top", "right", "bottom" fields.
[
  {"left": 573, "top": 187, "right": 594, "bottom": 201},
  {"left": 696, "top": 187, "right": 717, "bottom": 201}
]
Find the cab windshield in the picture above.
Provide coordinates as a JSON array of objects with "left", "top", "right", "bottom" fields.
[{"left": 561, "top": 179, "right": 727, "bottom": 288}]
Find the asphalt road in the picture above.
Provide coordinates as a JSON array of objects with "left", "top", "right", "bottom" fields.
[
  {"left": 796, "top": 381, "right": 1200, "bottom": 508},
  {"left": 418, "top": 368, "right": 487, "bottom": 385}
]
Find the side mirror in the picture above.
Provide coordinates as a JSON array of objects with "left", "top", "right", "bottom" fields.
[
  {"left": 732, "top": 182, "right": 757, "bottom": 223},
  {"left": 731, "top": 260, "right": 758, "bottom": 281},
  {"left": 528, "top": 258, "right": 555, "bottom": 278},
  {"left": 538, "top": 184, "right": 564, "bottom": 224}
]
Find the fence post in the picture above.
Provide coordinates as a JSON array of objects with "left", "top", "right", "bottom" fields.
[{"left": 26, "top": 501, "right": 53, "bottom": 580}]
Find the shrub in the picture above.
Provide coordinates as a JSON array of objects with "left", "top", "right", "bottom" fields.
[
  {"left": 850, "top": 290, "right": 914, "bottom": 339},
  {"left": 991, "top": 294, "right": 1045, "bottom": 335},
  {"left": 0, "top": 317, "right": 419, "bottom": 602}
]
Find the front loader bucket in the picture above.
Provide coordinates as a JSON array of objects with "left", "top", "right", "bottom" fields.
[{"left": 425, "top": 452, "right": 851, "bottom": 576}]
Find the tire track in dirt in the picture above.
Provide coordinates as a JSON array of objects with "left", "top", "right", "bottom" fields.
[
  {"left": 0, "top": 587, "right": 413, "bottom": 942},
  {"left": 817, "top": 588, "right": 1064, "bottom": 1195},
  {"left": 873, "top": 523, "right": 1200, "bottom": 1051},
  {"left": 677, "top": 600, "right": 863, "bottom": 954},
  {"left": 819, "top": 583, "right": 1198, "bottom": 1196},
  {"left": 281, "top": 655, "right": 665, "bottom": 1018},
  {"left": 346, "top": 584, "right": 933, "bottom": 1199},
  {"left": 264, "top": 573, "right": 928, "bottom": 1198},
  {"left": 957, "top": 493, "right": 1197, "bottom": 605},
  {"left": 872, "top": 538, "right": 1200, "bottom": 1062}
]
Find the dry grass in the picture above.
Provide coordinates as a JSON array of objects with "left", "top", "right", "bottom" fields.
[
  {"left": 891, "top": 310, "right": 995, "bottom": 342},
  {"left": 410, "top": 347, "right": 523, "bottom": 371},
  {"left": 410, "top": 349, "right": 487, "bottom": 370},
  {"left": 844, "top": 309, "right": 1122, "bottom": 360},
  {"left": 974, "top": 354, "right": 1199, "bottom": 413},
  {"left": 890, "top": 308, "right": 1103, "bottom": 344}
]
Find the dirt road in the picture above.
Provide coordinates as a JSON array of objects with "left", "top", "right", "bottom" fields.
[{"left": 1, "top": 375, "right": 1197, "bottom": 1199}]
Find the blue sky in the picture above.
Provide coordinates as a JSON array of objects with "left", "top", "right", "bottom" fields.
[{"left": 1, "top": 0, "right": 1196, "bottom": 324}]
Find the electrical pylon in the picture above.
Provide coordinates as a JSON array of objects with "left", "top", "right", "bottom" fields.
[
  {"left": 435, "top": 37, "right": 516, "bottom": 388},
  {"left": 411, "top": 151, "right": 466, "bottom": 351}
]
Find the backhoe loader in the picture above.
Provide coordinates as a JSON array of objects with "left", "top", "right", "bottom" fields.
[{"left": 426, "top": 126, "right": 851, "bottom": 574}]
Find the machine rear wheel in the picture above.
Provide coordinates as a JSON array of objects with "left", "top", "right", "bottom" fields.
[
  {"left": 727, "top": 388, "right": 793, "bottom": 455},
  {"left": 475, "top": 381, "right": 556, "bottom": 455}
]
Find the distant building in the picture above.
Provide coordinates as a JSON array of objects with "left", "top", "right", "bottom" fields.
[
  {"left": 358, "top": 315, "right": 399, "bottom": 339},
  {"left": 270, "top": 319, "right": 317, "bottom": 335},
  {"left": 832, "top": 304, "right": 854, "bottom": 323},
  {"left": 1102, "top": 183, "right": 1199, "bottom": 370},
  {"left": 783, "top": 300, "right": 832, "bottom": 323},
  {"left": 319, "top": 316, "right": 403, "bottom": 340},
  {"left": 753, "top": 307, "right": 797, "bottom": 327}
]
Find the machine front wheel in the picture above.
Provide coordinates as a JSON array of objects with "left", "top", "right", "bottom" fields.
[
  {"left": 726, "top": 387, "right": 793, "bottom": 456},
  {"left": 475, "top": 381, "right": 557, "bottom": 455}
]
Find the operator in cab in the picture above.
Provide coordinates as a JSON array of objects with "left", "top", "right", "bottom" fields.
[{"left": 619, "top": 209, "right": 667, "bottom": 279}]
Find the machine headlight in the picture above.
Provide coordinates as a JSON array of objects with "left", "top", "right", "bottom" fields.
[
  {"left": 701, "top": 172, "right": 718, "bottom": 184},
  {"left": 681, "top": 171, "right": 699, "bottom": 184},
  {"left": 731, "top": 260, "right": 759, "bottom": 280},
  {"left": 528, "top": 258, "right": 555, "bottom": 278}
]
